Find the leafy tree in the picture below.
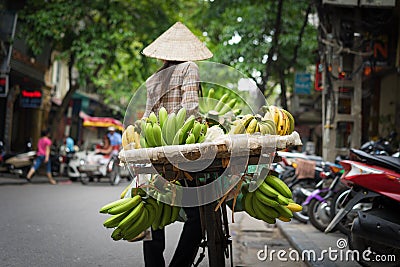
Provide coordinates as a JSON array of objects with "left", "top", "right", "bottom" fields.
[
  {"left": 18, "top": 0, "right": 182, "bottom": 136},
  {"left": 195, "top": 0, "right": 318, "bottom": 109}
]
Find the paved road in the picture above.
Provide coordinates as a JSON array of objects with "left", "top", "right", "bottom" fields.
[
  {"left": 0, "top": 176, "right": 192, "bottom": 267},
  {"left": 0, "top": 174, "right": 301, "bottom": 267}
]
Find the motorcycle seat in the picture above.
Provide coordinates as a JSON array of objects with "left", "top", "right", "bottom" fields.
[{"left": 350, "top": 149, "right": 400, "bottom": 173}]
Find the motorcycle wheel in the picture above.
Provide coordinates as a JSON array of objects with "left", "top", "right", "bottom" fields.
[
  {"left": 109, "top": 161, "right": 121, "bottom": 186},
  {"left": 19, "top": 166, "right": 31, "bottom": 178},
  {"left": 80, "top": 174, "right": 90, "bottom": 185},
  {"left": 330, "top": 187, "right": 352, "bottom": 235},
  {"left": 290, "top": 179, "right": 316, "bottom": 224},
  {"left": 308, "top": 197, "right": 333, "bottom": 232}
]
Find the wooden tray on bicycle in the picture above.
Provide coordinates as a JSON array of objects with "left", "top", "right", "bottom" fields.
[{"left": 119, "top": 132, "right": 302, "bottom": 179}]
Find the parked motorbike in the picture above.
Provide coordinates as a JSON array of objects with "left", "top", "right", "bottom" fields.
[
  {"left": 306, "top": 163, "right": 344, "bottom": 232},
  {"left": 360, "top": 131, "right": 397, "bottom": 156},
  {"left": 325, "top": 148, "right": 400, "bottom": 266},
  {"left": 0, "top": 140, "right": 36, "bottom": 178}
]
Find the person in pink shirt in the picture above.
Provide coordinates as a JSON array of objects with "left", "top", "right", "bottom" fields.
[{"left": 26, "top": 129, "right": 57, "bottom": 184}]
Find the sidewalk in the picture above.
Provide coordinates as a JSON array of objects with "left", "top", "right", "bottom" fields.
[{"left": 277, "top": 220, "right": 361, "bottom": 267}]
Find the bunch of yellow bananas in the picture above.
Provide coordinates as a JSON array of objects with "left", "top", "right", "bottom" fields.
[
  {"left": 241, "top": 173, "right": 302, "bottom": 224},
  {"left": 140, "top": 107, "right": 208, "bottom": 148},
  {"left": 199, "top": 88, "right": 241, "bottom": 116},
  {"left": 122, "top": 125, "right": 141, "bottom": 149},
  {"left": 100, "top": 187, "right": 181, "bottom": 242},
  {"left": 263, "top": 105, "right": 295, "bottom": 136},
  {"left": 230, "top": 114, "right": 277, "bottom": 135}
]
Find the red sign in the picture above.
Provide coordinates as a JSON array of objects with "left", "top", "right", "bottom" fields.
[
  {"left": 21, "top": 89, "right": 42, "bottom": 98},
  {"left": 20, "top": 89, "right": 42, "bottom": 108},
  {"left": 0, "top": 75, "right": 8, "bottom": 97}
]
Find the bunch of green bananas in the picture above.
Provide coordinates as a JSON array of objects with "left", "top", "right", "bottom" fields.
[
  {"left": 230, "top": 114, "right": 277, "bottom": 135},
  {"left": 140, "top": 107, "right": 208, "bottom": 148},
  {"left": 262, "top": 105, "right": 295, "bottom": 136},
  {"left": 241, "top": 173, "right": 303, "bottom": 223},
  {"left": 100, "top": 188, "right": 181, "bottom": 242},
  {"left": 199, "top": 88, "right": 241, "bottom": 117}
]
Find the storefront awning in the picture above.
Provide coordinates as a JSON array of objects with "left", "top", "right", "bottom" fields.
[{"left": 79, "top": 111, "right": 124, "bottom": 131}]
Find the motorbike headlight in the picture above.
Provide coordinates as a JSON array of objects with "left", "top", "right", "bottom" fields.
[{"left": 79, "top": 159, "right": 86, "bottom": 166}]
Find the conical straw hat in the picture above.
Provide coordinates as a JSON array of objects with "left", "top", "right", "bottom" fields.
[{"left": 142, "top": 22, "right": 213, "bottom": 61}]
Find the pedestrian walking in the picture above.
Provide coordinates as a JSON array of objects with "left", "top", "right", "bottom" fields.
[{"left": 26, "top": 129, "right": 57, "bottom": 185}]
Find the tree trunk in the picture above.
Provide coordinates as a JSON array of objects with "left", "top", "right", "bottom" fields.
[
  {"left": 261, "top": 0, "right": 283, "bottom": 95},
  {"left": 279, "top": 69, "right": 288, "bottom": 110}
]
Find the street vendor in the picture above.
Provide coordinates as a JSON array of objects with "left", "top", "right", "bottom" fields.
[{"left": 141, "top": 21, "right": 213, "bottom": 267}]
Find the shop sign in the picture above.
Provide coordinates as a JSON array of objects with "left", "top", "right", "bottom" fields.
[
  {"left": 294, "top": 72, "right": 312, "bottom": 95},
  {"left": 20, "top": 89, "right": 42, "bottom": 108}
]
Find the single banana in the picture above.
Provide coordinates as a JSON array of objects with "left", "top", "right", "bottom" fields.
[
  {"left": 214, "top": 93, "right": 229, "bottom": 112},
  {"left": 206, "top": 88, "right": 215, "bottom": 111},
  {"left": 111, "top": 227, "right": 123, "bottom": 241},
  {"left": 232, "top": 120, "right": 246, "bottom": 134},
  {"left": 286, "top": 202, "right": 303, "bottom": 212},
  {"left": 133, "top": 131, "right": 141, "bottom": 149},
  {"left": 172, "top": 128, "right": 183, "bottom": 145},
  {"left": 252, "top": 195, "right": 279, "bottom": 218},
  {"left": 185, "top": 133, "right": 196, "bottom": 144},
  {"left": 152, "top": 123, "right": 162, "bottom": 147},
  {"left": 244, "top": 192, "right": 257, "bottom": 218},
  {"left": 265, "top": 175, "right": 292, "bottom": 199},
  {"left": 274, "top": 204, "right": 293, "bottom": 218},
  {"left": 279, "top": 109, "right": 290, "bottom": 135},
  {"left": 99, "top": 198, "right": 132, "bottom": 213},
  {"left": 158, "top": 107, "right": 168, "bottom": 129},
  {"left": 219, "top": 98, "right": 237, "bottom": 115},
  {"left": 122, "top": 130, "right": 129, "bottom": 149},
  {"left": 277, "top": 216, "right": 291, "bottom": 222},
  {"left": 175, "top": 107, "right": 187, "bottom": 130},
  {"left": 254, "top": 189, "right": 280, "bottom": 207},
  {"left": 120, "top": 184, "right": 131, "bottom": 199},
  {"left": 118, "top": 200, "right": 144, "bottom": 230},
  {"left": 103, "top": 209, "right": 131, "bottom": 228},
  {"left": 139, "top": 136, "right": 148, "bottom": 148},
  {"left": 145, "top": 123, "right": 157, "bottom": 147},
  {"left": 276, "top": 194, "right": 290, "bottom": 206},
  {"left": 179, "top": 115, "right": 195, "bottom": 141},
  {"left": 192, "top": 121, "right": 202, "bottom": 141},
  {"left": 108, "top": 195, "right": 142, "bottom": 215},
  {"left": 262, "top": 119, "right": 277, "bottom": 135},
  {"left": 242, "top": 114, "right": 255, "bottom": 128},
  {"left": 200, "top": 123, "right": 208, "bottom": 136},
  {"left": 148, "top": 112, "right": 158, "bottom": 124},
  {"left": 258, "top": 181, "right": 279, "bottom": 198},
  {"left": 246, "top": 118, "right": 258, "bottom": 134},
  {"left": 281, "top": 109, "right": 295, "bottom": 135},
  {"left": 252, "top": 197, "right": 277, "bottom": 224},
  {"left": 122, "top": 207, "right": 149, "bottom": 241},
  {"left": 197, "top": 133, "right": 206, "bottom": 143}
]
